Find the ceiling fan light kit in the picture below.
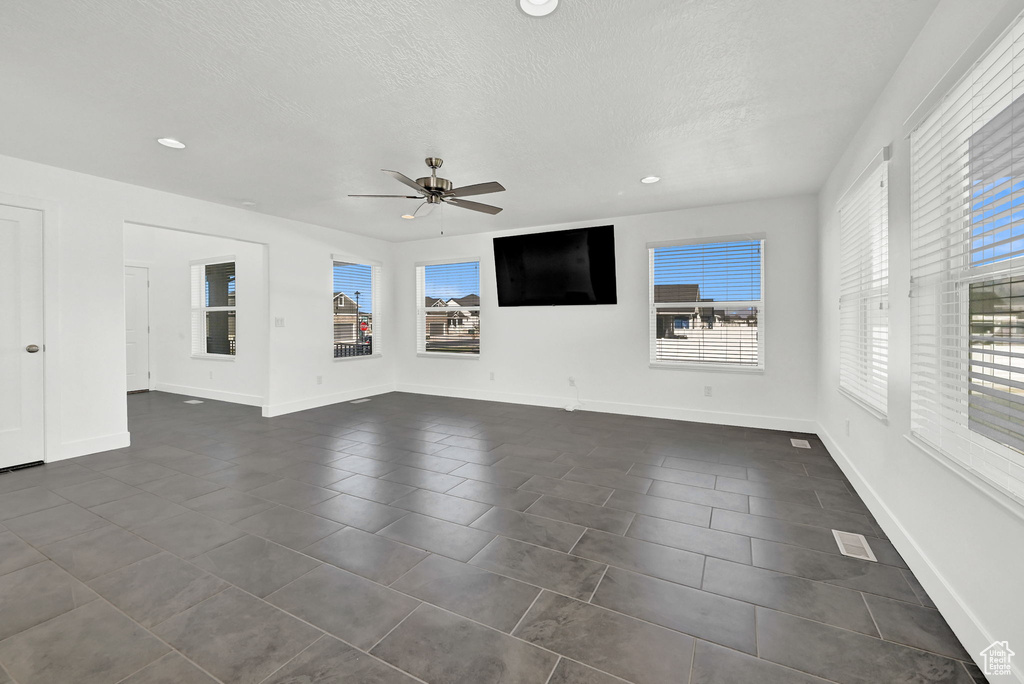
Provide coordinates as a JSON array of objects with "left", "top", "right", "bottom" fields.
[
  {"left": 350, "top": 157, "right": 505, "bottom": 217},
  {"left": 520, "top": 0, "right": 558, "bottom": 17}
]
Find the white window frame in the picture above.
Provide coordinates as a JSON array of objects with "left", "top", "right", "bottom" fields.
[
  {"left": 648, "top": 234, "right": 765, "bottom": 372},
  {"left": 837, "top": 158, "right": 890, "bottom": 420},
  {"left": 190, "top": 256, "right": 236, "bottom": 361},
  {"left": 332, "top": 254, "right": 382, "bottom": 362},
  {"left": 909, "top": 12, "right": 1024, "bottom": 509},
  {"left": 416, "top": 257, "right": 481, "bottom": 360}
]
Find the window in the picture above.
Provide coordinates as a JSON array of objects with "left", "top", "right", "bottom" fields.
[
  {"left": 190, "top": 260, "right": 236, "bottom": 357},
  {"left": 838, "top": 161, "right": 889, "bottom": 416},
  {"left": 416, "top": 261, "right": 480, "bottom": 356},
  {"left": 333, "top": 258, "right": 380, "bottom": 359},
  {"left": 910, "top": 14, "right": 1024, "bottom": 503},
  {"left": 649, "top": 237, "right": 763, "bottom": 369}
]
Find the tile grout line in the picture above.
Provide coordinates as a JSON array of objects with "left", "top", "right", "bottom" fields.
[
  {"left": 753, "top": 599, "right": 759, "bottom": 658},
  {"left": 621, "top": 514, "right": 638, "bottom": 538},
  {"left": 602, "top": 488, "right": 616, "bottom": 506},
  {"left": 751, "top": 608, "right": 849, "bottom": 684},
  {"left": 687, "top": 634, "right": 697, "bottom": 684},
  {"left": 384, "top": 553, "right": 432, "bottom": 588},
  {"left": 586, "top": 565, "right": 610, "bottom": 604},
  {"left": 90, "top": 584, "right": 229, "bottom": 684},
  {"left": 509, "top": 590, "right": 545, "bottom": 635},
  {"left": 542, "top": 656, "right": 562, "bottom": 684},
  {"left": 0, "top": 660, "right": 21, "bottom": 684},
  {"left": 366, "top": 608, "right": 418, "bottom": 653},
  {"left": 252, "top": 635, "right": 327, "bottom": 684},
  {"left": 861, "top": 592, "right": 883, "bottom": 638}
]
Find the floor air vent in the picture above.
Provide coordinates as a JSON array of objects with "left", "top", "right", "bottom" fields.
[
  {"left": 790, "top": 438, "right": 811, "bottom": 449},
  {"left": 833, "top": 530, "right": 877, "bottom": 561}
]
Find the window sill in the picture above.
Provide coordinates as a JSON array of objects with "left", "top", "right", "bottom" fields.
[
  {"left": 904, "top": 433, "right": 1024, "bottom": 524},
  {"left": 837, "top": 386, "right": 888, "bottom": 424},
  {"left": 649, "top": 362, "right": 763, "bottom": 374},
  {"left": 418, "top": 352, "right": 480, "bottom": 360},
  {"left": 334, "top": 353, "right": 382, "bottom": 363},
  {"left": 191, "top": 354, "right": 236, "bottom": 362}
]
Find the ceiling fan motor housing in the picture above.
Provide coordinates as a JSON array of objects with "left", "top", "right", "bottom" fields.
[{"left": 416, "top": 176, "right": 452, "bottom": 194}]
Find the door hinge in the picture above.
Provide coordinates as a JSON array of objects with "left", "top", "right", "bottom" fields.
[{"left": 148, "top": 371, "right": 151, "bottom": 378}]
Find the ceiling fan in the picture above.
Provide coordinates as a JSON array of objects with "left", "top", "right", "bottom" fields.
[{"left": 349, "top": 158, "right": 504, "bottom": 217}]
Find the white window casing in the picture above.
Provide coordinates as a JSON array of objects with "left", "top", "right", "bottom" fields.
[
  {"left": 649, "top": 236, "right": 764, "bottom": 371},
  {"left": 190, "top": 257, "right": 236, "bottom": 359},
  {"left": 416, "top": 260, "right": 481, "bottom": 358},
  {"left": 910, "top": 13, "right": 1024, "bottom": 506},
  {"left": 838, "top": 161, "right": 890, "bottom": 417},
  {"left": 332, "top": 256, "right": 381, "bottom": 360}
]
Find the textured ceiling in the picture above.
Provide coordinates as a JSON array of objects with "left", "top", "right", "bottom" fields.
[{"left": 0, "top": 0, "right": 937, "bottom": 241}]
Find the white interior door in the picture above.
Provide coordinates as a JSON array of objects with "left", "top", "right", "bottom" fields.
[
  {"left": 0, "top": 204, "right": 44, "bottom": 469},
  {"left": 125, "top": 266, "right": 150, "bottom": 392}
]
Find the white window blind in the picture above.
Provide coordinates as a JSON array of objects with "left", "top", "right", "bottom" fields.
[
  {"left": 416, "top": 261, "right": 480, "bottom": 355},
  {"left": 839, "top": 162, "right": 889, "bottom": 415},
  {"left": 190, "top": 260, "right": 236, "bottom": 356},
  {"left": 649, "top": 238, "right": 763, "bottom": 368},
  {"left": 333, "top": 260, "right": 380, "bottom": 358},
  {"left": 910, "top": 14, "right": 1024, "bottom": 504}
]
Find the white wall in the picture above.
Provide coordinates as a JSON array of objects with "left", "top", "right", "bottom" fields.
[
  {"left": 816, "top": 0, "right": 1024, "bottom": 677},
  {"left": 0, "top": 152, "right": 396, "bottom": 460},
  {"left": 124, "top": 225, "right": 268, "bottom": 406},
  {"left": 393, "top": 195, "right": 819, "bottom": 432}
]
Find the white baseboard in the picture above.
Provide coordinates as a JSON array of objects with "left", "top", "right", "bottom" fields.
[
  {"left": 49, "top": 431, "right": 131, "bottom": 462},
  {"left": 262, "top": 383, "right": 396, "bottom": 418},
  {"left": 395, "top": 383, "right": 817, "bottom": 433},
  {"left": 153, "top": 383, "right": 264, "bottom": 407},
  {"left": 817, "top": 427, "right": 1023, "bottom": 683}
]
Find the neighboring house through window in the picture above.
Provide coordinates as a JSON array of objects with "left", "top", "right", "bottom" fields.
[
  {"left": 333, "top": 258, "right": 380, "bottom": 358},
  {"left": 417, "top": 260, "right": 480, "bottom": 355},
  {"left": 190, "top": 259, "right": 236, "bottom": 357},
  {"left": 649, "top": 236, "right": 764, "bottom": 369}
]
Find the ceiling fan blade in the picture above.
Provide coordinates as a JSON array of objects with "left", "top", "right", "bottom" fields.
[
  {"left": 447, "top": 181, "right": 505, "bottom": 198},
  {"left": 414, "top": 201, "right": 435, "bottom": 218},
  {"left": 348, "top": 194, "right": 422, "bottom": 198},
  {"left": 446, "top": 198, "right": 503, "bottom": 215},
  {"left": 382, "top": 169, "right": 429, "bottom": 194}
]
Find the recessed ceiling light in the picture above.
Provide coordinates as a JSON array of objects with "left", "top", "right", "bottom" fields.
[
  {"left": 401, "top": 214, "right": 415, "bottom": 220},
  {"left": 157, "top": 137, "right": 186, "bottom": 149},
  {"left": 520, "top": 0, "right": 558, "bottom": 17},
  {"left": 641, "top": 176, "right": 661, "bottom": 184}
]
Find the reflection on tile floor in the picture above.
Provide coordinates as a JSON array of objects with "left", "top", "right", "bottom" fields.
[{"left": 0, "top": 391, "right": 984, "bottom": 683}]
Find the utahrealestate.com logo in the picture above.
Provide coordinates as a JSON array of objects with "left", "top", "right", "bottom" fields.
[{"left": 980, "top": 641, "right": 1015, "bottom": 677}]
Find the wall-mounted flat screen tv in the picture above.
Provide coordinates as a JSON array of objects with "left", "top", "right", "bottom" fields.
[{"left": 493, "top": 225, "right": 617, "bottom": 307}]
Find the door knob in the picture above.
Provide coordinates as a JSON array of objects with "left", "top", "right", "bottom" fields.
[{"left": 25, "top": 344, "right": 39, "bottom": 353}]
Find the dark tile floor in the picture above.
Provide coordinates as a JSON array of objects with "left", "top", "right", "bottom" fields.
[{"left": 0, "top": 391, "right": 985, "bottom": 684}]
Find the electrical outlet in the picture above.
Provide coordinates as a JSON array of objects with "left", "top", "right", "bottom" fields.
[
  {"left": 316, "top": 376, "right": 323, "bottom": 385},
  {"left": 568, "top": 376, "right": 576, "bottom": 387},
  {"left": 704, "top": 385, "right": 712, "bottom": 397},
  {"left": 489, "top": 371, "right": 495, "bottom": 381},
  {"left": 845, "top": 419, "right": 851, "bottom": 437}
]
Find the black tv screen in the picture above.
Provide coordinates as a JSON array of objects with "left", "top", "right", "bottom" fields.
[{"left": 493, "top": 225, "right": 617, "bottom": 307}]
